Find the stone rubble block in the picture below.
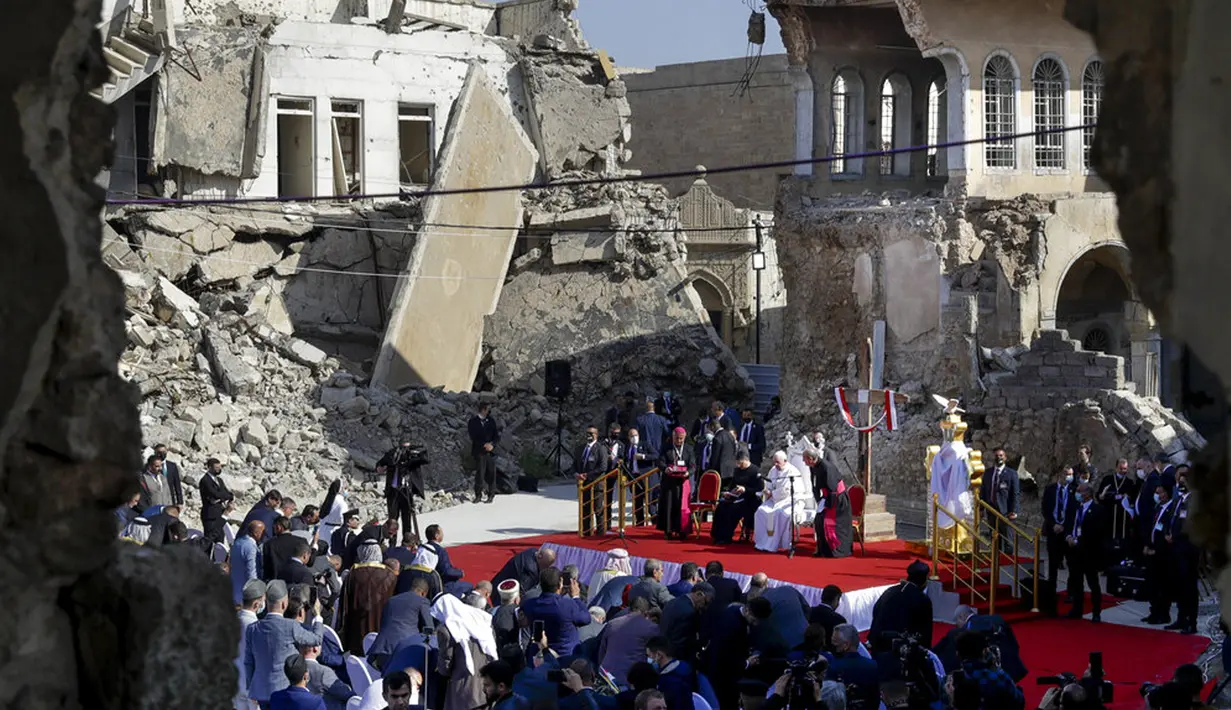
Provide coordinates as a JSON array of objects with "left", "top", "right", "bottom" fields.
[
  {"left": 202, "top": 329, "right": 263, "bottom": 397},
  {"left": 151, "top": 276, "right": 202, "bottom": 330}
]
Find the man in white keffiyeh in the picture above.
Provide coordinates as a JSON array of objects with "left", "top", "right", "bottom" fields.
[
  {"left": 587, "top": 548, "right": 633, "bottom": 603},
  {"left": 432, "top": 593, "right": 498, "bottom": 710}
]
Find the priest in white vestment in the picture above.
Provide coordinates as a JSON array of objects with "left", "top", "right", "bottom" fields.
[
  {"left": 930, "top": 439, "right": 974, "bottom": 530},
  {"left": 754, "top": 451, "right": 812, "bottom": 552}
]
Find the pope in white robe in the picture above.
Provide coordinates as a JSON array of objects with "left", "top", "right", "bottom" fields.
[
  {"left": 930, "top": 440, "right": 973, "bottom": 529},
  {"left": 754, "top": 451, "right": 813, "bottom": 552}
]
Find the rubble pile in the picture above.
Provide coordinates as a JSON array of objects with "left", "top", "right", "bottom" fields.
[{"left": 116, "top": 262, "right": 561, "bottom": 526}]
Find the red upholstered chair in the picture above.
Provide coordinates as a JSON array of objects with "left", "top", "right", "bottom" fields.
[
  {"left": 848, "top": 484, "right": 867, "bottom": 556},
  {"left": 691, "top": 471, "right": 722, "bottom": 536}
]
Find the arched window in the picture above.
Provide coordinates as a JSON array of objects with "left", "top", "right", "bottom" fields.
[
  {"left": 879, "top": 75, "right": 913, "bottom": 176},
  {"left": 830, "top": 70, "right": 864, "bottom": 175},
  {"left": 926, "top": 77, "right": 946, "bottom": 176},
  {"left": 983, "top": 54, "right": 1017, "bottom": 168},
  {"left": 1081, "top": 60, "right": 1104, "bottom": 169},
  {"left": 1033, "top": 57, "right": 1067, "bottom": 169}
]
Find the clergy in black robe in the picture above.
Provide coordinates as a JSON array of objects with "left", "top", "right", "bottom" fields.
[
  {"left": 868, "top": 561, "right": 934, "bottom": 655},
  {"left": 1095, "top": 458, "right": 1139, "bottom": 546},
  {"left": 712, "top": 447, "right": 763, "bottom": 544},
  {"left": 657, "top": 428, "right": 696, "bottom": 539},
  {"left": 810, "top": 448, "right": 853, "bottom": 558},
  {"left": 492, "top": 547, "right": 554, "bottom": 597}
]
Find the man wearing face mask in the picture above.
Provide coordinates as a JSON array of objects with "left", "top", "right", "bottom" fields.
[
  {"left": 1134, "top": 456, "right": 1167, "bottom": 549},
  {"left": 575, "top": 427, "right": 613, "bottom": 536},
  {"left": 1064, "top": 482, "right": 1107, "bottom": 622},
  {"left": 980, "top": 447, "right": 1020, "bottom": 553},
  {"left": 737, "top": 409, "right": 767, "bottom": 466},
  {"left": 1096, "top": 458, "right": 1139, "bottom": 549},
  {"left": 624, "top": 427, "right": 655, "bottom": 527},
  {"left": 700, "top": 420, "right": 735, "bottom": 481},
  {"left": 1041, "top": 466, "right": 1077, "bottom": 612},
  {"left": 1167, "top": 466, "right": 1198, "bottom": 634},
  {"left": 1142, "top": 483, "right": 1179, "bottom": 626}
]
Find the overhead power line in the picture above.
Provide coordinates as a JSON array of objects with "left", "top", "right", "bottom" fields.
[{"left": 104, "top": 124, "right": 1092, "bottom": 209}]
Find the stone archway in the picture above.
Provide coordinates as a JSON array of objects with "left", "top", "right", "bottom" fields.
[
  {"left": 1054, "top": 243, "right": 1136, "bottom": 359},
  {"left": 690, "top": 273, "right": 733, "bottom": 343}
]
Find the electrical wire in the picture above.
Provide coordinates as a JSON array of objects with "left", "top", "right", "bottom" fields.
[{"left": 104, "top": 123, "right": 1092, "bottom": 208}]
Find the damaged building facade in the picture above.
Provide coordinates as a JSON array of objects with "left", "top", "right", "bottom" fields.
[
  {"left": 95, "top": 0, "right": 754, "bottom": 520},
  {"left": 758, "top": 0, "right": 1202, "bottom": 519}
]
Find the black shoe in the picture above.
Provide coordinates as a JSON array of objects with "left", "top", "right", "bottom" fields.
[
  {"left": 1147, "top": 616, "right": 1171, "bottom": 625},
  {"left": 1181, "top": 626, "right": 1197, "bottom": 635},
  {"left": 1164, "top": 621, "right": 1186, "bottom": 631},
  {"left": 1066, "top": 609, "right": 1084, "bottom": 619},
  {"left": 1091, "top": 613, "right": 1102, "bottom": 623},
  {"left": 486, "top": 494, "right": 495, "bottom": 504}
]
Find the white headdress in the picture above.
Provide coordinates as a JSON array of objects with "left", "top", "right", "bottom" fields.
[
  {"left": 432, "top": 593, "right": 498, "bottom": 674},
  {"left": 607, "top": 548, "right": 633, "bottom": 575}
]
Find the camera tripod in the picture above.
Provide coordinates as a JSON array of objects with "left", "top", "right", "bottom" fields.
[{"left": 543, "top": 395, "right": 567, "bottom": 477}]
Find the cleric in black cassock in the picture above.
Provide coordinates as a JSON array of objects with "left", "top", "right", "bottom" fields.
[
  {"left": 809, "top": 443, "right": 852, "bottom": 558},
  {"left": 711, "top": 446, "right": 763, "bottom": 544},
  {"left": 656, "top": 427, "right": 695, "bottom": 539}
]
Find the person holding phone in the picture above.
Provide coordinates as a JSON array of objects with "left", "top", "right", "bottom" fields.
[{"left": 520, "top": 568, "right": 592, "bottom": 656}]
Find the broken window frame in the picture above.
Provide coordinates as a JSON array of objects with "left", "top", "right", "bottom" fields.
[
  {"left": 983, "top": 54, "right": 1018, "bottom": 170},
  {"left": 330, "top": 99, "right": 364, "bottom": 196},
  {"left": 926, "top": 77, "right": 946, "bottom": 177},
  {"left": 398, "top": 103, "right": 435, "bottom": 187},
  {"left": 1081, "top": 60, "right": 1103, "bottom": 171},
  {"left": 275, "top": 96, "right": 316, "bottom": 199},
  {"left": 830, "top": 69, "right": 864, "bottom": 177},
  {"left": 1032, "top": 57, "right": 1068, "bottom": 171}
]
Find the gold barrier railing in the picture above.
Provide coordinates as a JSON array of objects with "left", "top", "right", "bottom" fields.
[
  {"left": 577, "top": 469, "right": 622, "bottom": 538},
  {"left": 973, "top": 499, "right": 1041, "bottom": 612},
  {"left": 624, "top": 467, "right": 661, "bottom": 527},
  {"left": 575, "top": 467, "right": 662, "bottom": 537},
  {"left": 931, "top": 494, "right": 999, "bottom": 612}
]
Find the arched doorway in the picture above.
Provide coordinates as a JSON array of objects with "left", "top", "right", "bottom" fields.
[
  {"left": 692, "top": 277, "right": 729, "bottom": 342},
  {"left": 1055, "top": 245, "right": 1135, "bottom": 359}
]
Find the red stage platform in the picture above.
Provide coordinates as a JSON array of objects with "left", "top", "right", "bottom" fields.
[{"left": 449, "top": 525, "right": 1211, "bottom": 709}]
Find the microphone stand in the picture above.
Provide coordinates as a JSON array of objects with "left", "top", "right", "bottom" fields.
[
  {"left": 600, "top": 454, "right": 639, "bottom": 547},
  {"left": 787, "top": 469, "right": 798, "bottom": 559}
]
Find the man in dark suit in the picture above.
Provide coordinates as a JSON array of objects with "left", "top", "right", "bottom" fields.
[
  {"left": 1065, "top": 482, "right": 1108, "bottom": 623},
  {"left": 1142, "top": 481, "right": 1179, "bottom": 625},
  {"left": 667, "top": 562, "right": 702, "bottom": 597},
  {"left": 809, "top": 585, "right": 847, "bottom": 652},
  {"left": 604, "top": 392, "right": 636, "bottom": 439},
  {"left": 368, "top": 576, "right": 435, "bottom": 671},
  {"left": 328, "top": 510, "right": 361, "bottom": 564},
  {"left": 700, "top": 561, "right": 743, "bottom": 631},
  {"left": 981, "top": 447, "right": 1020, "bottom": 552},
  {"left": 263, "top": 516, "right": 301, "bottom": 582},
  {"left": 658, "top": 582, "right": 715, "bottom": 666},
  {"left": 869, "top": 561, "right": 934, "bottom": 654},
  {"left": 1041, "top": 466, "right": 1076, "bottom": 610},
  {"left": 1168, "top": 468, "right": 1199, "bottom": 634},
  {"left": 422, "top": 524, "right": 470, "bottom": 596},
  {"left": 574, "top": 426, "right": 612, "bottom": 535},
  {"left": 828, "top": 624, "right": 879, "bottom": 710},
  {"left": 144, "top": 504, "right": 183, "bottom": 547},
  {"left": 270, "top": 653, "right": 325, "bottom": 710},
  {"left": 933, "top": 605, "right": 1027, "bottom": 682},
  {"left": 492, "top": 546, "right": 556, "bottom": 597},
  {"left": 242, "top": 489, "right": 284, "bottom": 535},
  {"left": 278, "top": 536, "right": 317, "bottom": 588},
  {"left": 736, "top": 409, "right": 768, "bottom": 466},
  {"left": 467, "top": 402, "right": 501, "bottom": 504},
  {"left": 152, "top": 443, "right": 185, "bottom": 506},
  {"left": 654, "top": 391, "right": 683, "bottom": 428},
  {"left": 635, "top": 400, "right": 670, "bottom": 462},
  {"left": 198, "top": 457, "right": 233, "bottom": 544}
]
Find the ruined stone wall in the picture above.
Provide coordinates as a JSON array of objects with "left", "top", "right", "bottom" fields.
[{"left": 623, "top": 55, "right": 796, "bottom": 210}]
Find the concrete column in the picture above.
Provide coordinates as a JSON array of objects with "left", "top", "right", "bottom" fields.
[
  {"left": 791, "top": 65, "right": 815, "bottom": 177},
  {"left": 924, "top": 46, "right": 971, "bottom": 180}
]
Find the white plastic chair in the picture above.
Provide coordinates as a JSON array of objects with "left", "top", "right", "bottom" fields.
[
  {"left": 322, "top": 624, "right": 343, "bottom": 650},
  {"left": 224, "top": 522, "right": 237, "bottom": 547},
  {"left": 345, "top": 654, "right": 373, "bottom": 697},
  {"left": 346, "top": 697, "right": 362, "bottom": 709},
  {"left": 363, "top": 631, "right": 378, "bottom": 655},
  {"left": 692, "top": 693, "right": 712, "bottom": 710},
  {"left": 212, "top": 542, "right": 227, "bottom": 564},
  {"left": 187, "top": 528, "right": 204, "bottom": 539}
]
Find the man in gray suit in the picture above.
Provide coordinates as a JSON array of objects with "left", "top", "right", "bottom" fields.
[
  {"left": 244, "top": 580, "right": 325, "bottom": 709},
  {"left": 628, "top": 559, "right": 674, "bottom": 610},
  {"left": 299, "top": 640, "right": 355, "bottom": 710},
  {"left": 236, "top": 580, "right": 267, "bottom": 710}
]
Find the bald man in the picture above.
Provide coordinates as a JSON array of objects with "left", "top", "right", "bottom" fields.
[{"left": 231, "top": 519, "right": 266, "bottom": 605}]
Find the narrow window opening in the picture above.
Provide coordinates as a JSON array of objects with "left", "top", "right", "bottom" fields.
[{"left": 276, "top": 97, "right": 315, "bottom": 198}]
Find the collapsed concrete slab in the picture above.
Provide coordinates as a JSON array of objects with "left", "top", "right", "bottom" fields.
[
  {"left": 373, "top": 64, "right": 539, "bottom": 392},
  {"left": 521, "top": 52, "right": 631, "bottom": 178}
]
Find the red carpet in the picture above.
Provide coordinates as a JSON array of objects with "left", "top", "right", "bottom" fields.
[
  {"left": 451, "top": 528, "right": 1210, "bottom": 710},
  {"left": 448, "top": 525, "right": 923, "bottom": 592}
]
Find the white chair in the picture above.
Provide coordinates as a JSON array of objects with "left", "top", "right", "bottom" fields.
[
  {"left": 187, "top": 528, "right": 204, "bottom": 539},
  {"left": 692, "top": 693, "right": 712, "bottom": 710},
  {"left": 224, "top": 522, "right": 237, "bottom": 547},
  {"left": 345, "top": 654, "right": 373, "bottom": 697},
  {"left": 322, "top": 624, "right": 343, "bottom": 650},
  {"left": 363, "top": 631, "right": 378, "bottom": 655},
  {"left": 362, "top": 656, "right": 382, "bottom": 680},
  {"left": 211, "top": 542, "right": 227, "bottom": 564},
  {"left": 346, "top": 697, "right": 362, "bottom": 709}
]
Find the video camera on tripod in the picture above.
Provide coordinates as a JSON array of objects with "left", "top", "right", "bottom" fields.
[
  {"left": 879, "top": 632, "right": 941, "bottom": 710},
  {"left": 1036, "top": 651, "right": 1113, "bottom": 708}
]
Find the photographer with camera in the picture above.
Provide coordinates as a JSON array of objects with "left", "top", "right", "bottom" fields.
[
  {"left": 378, "top": 441, "right": 429, "bottom": 540},
  {"left": 873, "top": 630, "right": 943, "bottom": 710},
  {"left": 1139, "top": 664, "right": 1215, "bottom": 710},
  {"left": 950, "top": 630, "right": 1023, "bottom": 710},
  {"left": 763, "top": 656, "right": 844, "bottom": 710}
]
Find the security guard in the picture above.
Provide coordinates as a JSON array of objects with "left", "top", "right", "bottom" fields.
[{"left": 1167, "top": 466, "right": 1199, "bottom": 634}]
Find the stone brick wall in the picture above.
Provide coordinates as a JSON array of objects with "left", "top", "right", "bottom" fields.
[
  {"left": 623, "top": 56, "right": 794, "bottom": 210},
  {"left": 983, "top": 329, "right": 1126, "bottom": 408}
]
